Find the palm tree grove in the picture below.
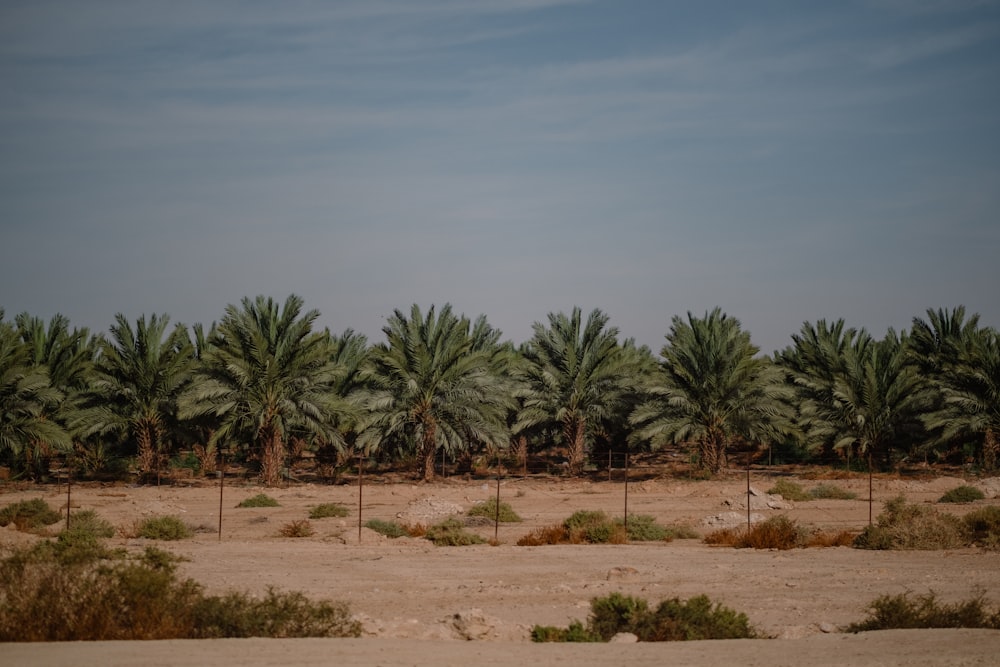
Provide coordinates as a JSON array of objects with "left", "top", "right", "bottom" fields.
[{"left": 1, "top": 297, "right": 997, "bottom": 486}]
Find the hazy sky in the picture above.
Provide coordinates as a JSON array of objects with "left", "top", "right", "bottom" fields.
[{"left": 2, "top": 0, "right": 998, "bottom": 354}]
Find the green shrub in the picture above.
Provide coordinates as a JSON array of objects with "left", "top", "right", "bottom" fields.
[
  {"left": 616, "top": 515, "right": 669, "bottom": 542},
  {"left": 962, "top": 506, "right": 1000, "bottom": 548},
  {"left": 468, "top": 498, "right": 522, "bottom": 522},
  {"left": 365, "top": 519, "right": 409, "bottom": 538},
  {"left": 847, "top": 591, "right": 1000, "bottom": 632},
  {"left": 564, "top": 510, "right": 626, "bottom": 544},
  {"left": 939, "top": 485, "right": 985, "bottom": 503},
  {"left": 767, "top": 479, "right": 811, "bottom": 502},
  {"left": 65, "top": 510, "right": 115, "bottom": 538},
  {"left": 532, "top": 593, "right": 757, "bottom": 642},
  {"left": 531, "top": 621, "right": 601, "bottom": 642},
  {"left": 0, "top": 543, "right": 359, "bottom": 641},
  {"left": 854, "top": 496, "right": 966, "bottom": 550},
  {"left": 237, "top": 494, "right": 280, "bottom": 508},
  {"left": 0, "top": 498, "right": 62, "bottom": 531},
  {"left": 137, "top": 516, "right": 193, "bottom": 541},
  {"left": 809, "top": 484, "right": 857, "bottom": 500},
  {"left": 308, "top": 503, "right": 349, "bottom": 519},
  {"left": 425, "top": 518, "right": 485, "bottom": 546}
]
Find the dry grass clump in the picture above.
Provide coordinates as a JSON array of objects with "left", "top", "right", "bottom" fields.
[
  {"left": 308, "top": 503, "right": 349, "bottom": 519},
  {"left": 809, "top": 484, "right": 857, "bottom": 500},
  {"left": 768, "top": 479, "right": 812, "bottom": 502},
  {"left": 854, "top": 496, "right": 966, "bottom": 550},
  {"left": 0, "top": 543, "right": 360, "bottom": 641},
  {"left": 364, "top": 519, "right": 409, "bottom": 538},
  {"left": 237, "top": 494, "right": 280, "bottom": 508},
  {"left": 704, "top": 516, "right": 805, "bottom": 550},
  {"left": 847, "top": 590, "right": 1000, "bottom": 632},
  {"left": 279, "top": 520, "right": 315, "bottom": 538},
  {"left": 65, "top": 510, "right": 115, "bottom": 539},
  {"left": 0, "top": 498, "right": 62, "bottom": 532},
  {"left": 467, "top": 498, "right": 522, "bottom": 522},
  {"left": 805, "top": 530, "right": 857, "bottom": 547},
  {"left": 532, "top": 592, "right": 757, "bottom": 642},
  {"left": 939, "top": 485, "right": 986, "bottom": 503}
]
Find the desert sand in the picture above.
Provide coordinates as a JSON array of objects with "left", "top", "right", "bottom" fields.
[{"left": 3, "top": 469, "right": 1000, "bottom": 666}]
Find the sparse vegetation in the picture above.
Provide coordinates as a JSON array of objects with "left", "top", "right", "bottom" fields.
[
  {"left": 939, "top": 485, "right": 985, "bottom": 503},
  {"left": 0, "top": 542, "right": 360, "bottom": 641},
  {"left": 768, "top": 479, "right": 857, "bottom": 501},
  {"left": 279, "top": 520, "right": 315, "bottom": 537},
  {"left": 532, "top": 592, "right": 757, "bottom": 642},
  {"left": 364, "top": 519, "right": 409, "bottom": 538},
  {"left": 424, "top": 518, "right": 485, "bottom": 546},
  {"left": 237, "top": 494, "right": 280, "bottom": 508},
  {"left": 847, "top": 590, "right": 1000, "bottom": 632},
  {"left": 962, "top": 506, "right": 1000, "bottom": 548},
  {"left": 64, "top": 509, "right": 115, "bottom": 539},
  {"left": 309, "top": 503, "right": 349, "bottom": 519},
  {"left": 705, "top": 516, "right": 804, "bottom": 550},
  {"left": 516, "top": 511, "right": 680, "bottom": 545},
  {"left": 467, "top": 498, "right": 522, "bottom": 522},
  {"left": 854, "top": 496, "right": 966, "bottom": 550},
  {"left": 0, "top": 498, "right": 62, "bottom": 532},
  {"left": 136, "top": 516, "right": 193, "bottom": 541}
]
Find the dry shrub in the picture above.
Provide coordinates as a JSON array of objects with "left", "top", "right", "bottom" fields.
[
  {"left": 279, "top": 520, "right": 315, "bottom": 538},
  {"left": 136, "top": 516, "right": 193, "bottom": 541},
  {"left": 467, "top": 498, "right": 522, "bottom": 522},
  {"left": 963, "top": 506, "right": 1000, "bottom": 549},
  {"left": 854, "top": 496, "right": 966, "bottom": 550},
  {"left": 806, "top": 530, "right": 857, "bottom": 547},
  {"left": 308, "top": 503, "right": 349, "bottom": 519},
  {"left": 237, "top": 494, "right": 279, "bottom": 508},
  {"left": 425, "top": 518, "right": 485, "bottom": 546},
  {"left": 404, "top": 523, "right": 427, "bottom": 538},
  {"left": 939, "top": 485, "right": 985, "bottom": 503},
  {"left": 809, "top": 484, "right": 857, "bottom": 500},
  {"left": 516, "top": 525, "right": 570, "bottom": 546},
  {"left": 768, "top": 479, "right": 811, "bottom": 501},
  {"left": 364, "top": 519, "right": 408, "bottom": 538},
  {"left": 704, "top": 516, "right": 806, "bottom": 550}
]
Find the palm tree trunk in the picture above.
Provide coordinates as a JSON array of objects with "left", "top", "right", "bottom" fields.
[
  {"left": 983, "top": 427, "right": 997, "bottom": 472},
  {"left": 421, "top": 421, "right": 437, "bottom": 482},
  {"left": 260, "top": 427, "right": 285, "bottom": 487},
  {"left": 700, "top": 429, "right": 727, "bottom": 474},
  {"left": 136, "top": 424, "right": 157, "bottom": 481},
  {"left": 564, "top": 417, "right": 586, "bottom": 476}
]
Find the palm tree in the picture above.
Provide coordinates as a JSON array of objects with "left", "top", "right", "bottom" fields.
[
  {"left": 179, "top": 295, "right": 347, "bottom": 487},
  {"left": 923, "top": 326, "right": 1000, "bottom": 470},
  {"left": 356, "top": 304, "right": 511, "bottom": 481},
  {"left": 13, "top": 312, "right": 94, "bottom": 476},
  {"left": 631, "top": 308, "right": 794, "bottom": 474},
  {"left": 79, "top": 314, "right": 193, "bottom": 482},
  {"left": 810, "top": 330, "right": 930, "bottom": 466},
  {"left": 0, "top": 313, "right": 71, "bottom": 469},
  {"left": 517, "top": 307, "right": 639, "bottom": 475}
]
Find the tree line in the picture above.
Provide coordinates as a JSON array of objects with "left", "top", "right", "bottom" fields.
[{"left": 1, "top": 297, "right": 997, "bottom": 486}]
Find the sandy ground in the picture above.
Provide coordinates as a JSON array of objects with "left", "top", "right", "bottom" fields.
[{"left": 3, "top": 469, "right": 1000, "bottom": 666}]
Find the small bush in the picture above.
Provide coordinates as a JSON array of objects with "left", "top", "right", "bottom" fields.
[
  {"left": 663, "top": 524, "right": 701, "bottom": 540},
  {"left": 564, "top": 510, "right": 626, "bottom": 544},
  {"left": 805, "top": 530, "right": 857, "bottom": 547},
  {"left": 809, "top": 484, "right": 857, "bottom": 500},
  {"left": 137, "top": 516, "right": 193, "bottom": 541},
  {"left": 516, "top": 525, "right": 569, "bottom": 546},
  {"left": 237, "top": 494, "right": 280, "bottom": 508},
  {"left": 704, "top": 516, "right": 805, "bottom": 550},
  {"left": 309, "top": 503, "right": 349, "bottom": 519},
  {"left": 279, "top": 520, "right": 315, "bottom": 538},
  {"left": 0, "top": 543, "right": 359, "bottom": 641},
  {"left": 364, "top": 519, "right": 408, "bottom": 538},
  {"left": 768, "top": 479, "right": 811, "bottom": 502},
  {"left": 531, "top": 621, "right": 601, "bottom": 642},
  {"left": 854, "top": 496, "right": 966, "bottom": 550},
  {"left": 617, "top": 515, "right": 670, "bottom": 542},
  {"left": 532, "top": 592, "right": 757, "bottom": 642},
  {"left": 467, "top": 498, "right": 522, "bottom": 522},
  {"left": 847, "top": 591, "right": 1000, "bottom": 632},
  {"left": 65, "top": 510, "right": 115, "bottom": 538},
  {"left": 425, "top": 518, "right": 485, "bottom": 546},
  {"left": 0, "top": 498, "right": 62, "bottom": 531},
  {"left": 939, "top": 485, "right": 985, "bottom": 503},
  {"left": 962, "top": 506, "right": 1000, "bottom": 548}
]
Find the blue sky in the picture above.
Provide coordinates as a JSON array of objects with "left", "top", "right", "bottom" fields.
[{"left": 1, "top": 0, "right": 998, "bottom": 354}]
